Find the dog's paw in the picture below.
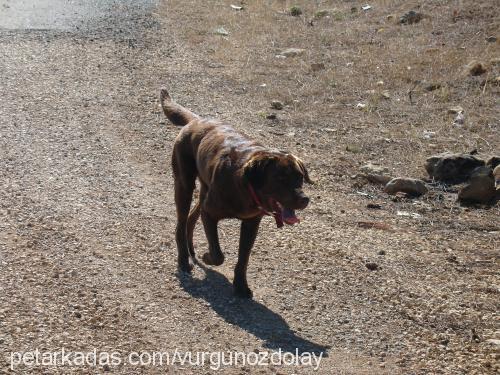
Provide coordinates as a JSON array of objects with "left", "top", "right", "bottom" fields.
[
  {"left": 178, "top": 260, "right": 193, "bottom": 273},
  {"left": 188, "top": 245, "right": 196, "bottom": 258},
  {"left": 202, "top": 252, "right": 224, "bottom": 266},
  {"left": 234, "top": 285, "right": 253, "bottom": 299}
]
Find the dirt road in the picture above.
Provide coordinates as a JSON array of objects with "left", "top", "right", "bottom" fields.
[{"left": 1, "top": 1, "right": 498, "bottom": 374}]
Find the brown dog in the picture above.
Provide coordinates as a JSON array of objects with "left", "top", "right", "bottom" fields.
[{"left": 160, "top": 88, "right": 312, "bottom": 298}]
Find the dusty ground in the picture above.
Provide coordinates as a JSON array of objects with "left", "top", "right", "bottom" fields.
[{"left": 1, "top": 0, "right": 499, "bottom": 374}]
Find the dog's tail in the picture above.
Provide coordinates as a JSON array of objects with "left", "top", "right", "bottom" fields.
[{"left": 160, "top": 88, "right": 199, "bottom": 126}]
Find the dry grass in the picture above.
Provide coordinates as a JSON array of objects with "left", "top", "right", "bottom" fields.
[
  {"left": 159, "top": 1, "right": 499, "bottom": 373},
  {"left": 166, "top": 0, "right": 498, "bottom": 174}
]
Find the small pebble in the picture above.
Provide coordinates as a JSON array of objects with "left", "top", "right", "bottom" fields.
[
  {"left": 365, "top": 262, "right": 379, "bottom": 271},
  {"left": 271, "top": 100, "right": 284, "bottom": 110}
]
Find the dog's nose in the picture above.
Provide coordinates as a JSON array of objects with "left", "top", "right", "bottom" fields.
[{"left": 298, "top": 196, "right": 310, "bottom": 209}]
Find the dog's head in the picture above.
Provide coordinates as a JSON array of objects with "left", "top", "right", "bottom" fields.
[{"left": 243, "top": 151, "right": 313, "bottom": 223}]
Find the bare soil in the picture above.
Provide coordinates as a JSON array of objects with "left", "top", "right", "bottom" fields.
[{"left": 1, "top": 0, "right": 498, "bottom": 374}]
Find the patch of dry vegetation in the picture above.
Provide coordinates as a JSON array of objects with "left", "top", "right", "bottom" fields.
[
  {"left": 160, "top": 1, "right": 499, "bottom": 373},
  {"left": 167, "top": 0, "right": 498, "bottom": 166}
]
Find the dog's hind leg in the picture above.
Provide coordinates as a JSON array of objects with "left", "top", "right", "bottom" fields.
[
  {"left": 186, "top": 184, "right": 206, "bottom": 258},
  {"left": 172, "top": 151, "right": 197, "bottom": 273},
  {"left": 186, "top": 199, "right": 201, "bottom": 258}
]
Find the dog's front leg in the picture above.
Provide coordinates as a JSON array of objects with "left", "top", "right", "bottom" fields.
[
  {"left": 234, "top": 216, "right": 262, "bottom": 298},
  {"left": 201, "top": 211, "right": 225, "bottom": 266}
]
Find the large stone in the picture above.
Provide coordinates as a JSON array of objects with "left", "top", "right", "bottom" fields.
[
  {"left": 360, "top": 163, "right": 392, "bottom": 185},
  {"left": 399, "top": 10, "right": 424, "bottom": 25},
  {"left": 360, "top": 163, "right": 388, "bottom": 175},
  {"left": 486, "top": 339, "right": 500, "bottom": 347},
  {"left": 384, "top": 178, "right": 428, "bottom": 196},
  {"left": 425, "top": 152, "right": 485, "bottom": 184},
  {"left": 458, "top": 166, "right": 496, "bottom": 204}
]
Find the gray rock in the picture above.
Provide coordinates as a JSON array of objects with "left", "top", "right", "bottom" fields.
[
  {"left": 458, "top": 166, "right": 496, "bottom": 204},
  {"left": 425, "top": 152, "right": 485, "bottom": 184},
  {"left": 271, "top": 100, "right": 284, "bottom": 110},
  {"left": 280, "top": 48, "right": 305, "bottom": 57},
  {"left": 384, "top": 178, "right": 428, "bottom": 196},
  {"left": 214, "top": 27, "right": 229, "bottom": 36},
  {"left": 360, "top": 163, "right": 392, "bottom": 185},
  {"left": 400, "top": 10, "right": 424, "bottom": 25},
  {"left": 311, "top": 63, "right": 325, "bottom": 72},
  {"left": 360, "top": 163, "right": 388, "bottom": 175}
]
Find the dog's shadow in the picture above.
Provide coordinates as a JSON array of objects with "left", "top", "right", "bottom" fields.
[{"left": 177, "top": 264, "right": 329, "bottom": 356}]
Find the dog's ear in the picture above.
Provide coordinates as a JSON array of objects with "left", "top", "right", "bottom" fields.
[
  {"left": 242, "top": 153, "right": 277, "bottom": 189},
  {"left": 292, "top": 155, "right": 314, "bottom": 184}
]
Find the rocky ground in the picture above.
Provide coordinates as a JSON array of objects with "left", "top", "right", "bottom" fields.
[{"left": 0, "top": 0, "right": 498, "bottom": 374}]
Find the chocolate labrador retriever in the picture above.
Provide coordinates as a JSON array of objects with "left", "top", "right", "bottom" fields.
[{"left": 160, "top": 88, "right": 312, "bottom": 298}]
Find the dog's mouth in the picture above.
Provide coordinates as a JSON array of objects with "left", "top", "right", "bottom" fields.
[{"left": 269, "top": 199, "right": 300, "bottom": 226}]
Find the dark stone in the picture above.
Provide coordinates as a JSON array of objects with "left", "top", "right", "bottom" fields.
[
  {"left": 424, "top": 83, "right": 441, "bottom": 91},
  {"left": 425, "top": 152, "right": 485, "bottom": 184},
  {"left": 365, "top": 262, "right": 379, "bottom": 271},
  {"left": 400, "top": 10, "right": 424, "bottom": 25},
  {"left": 458, "top": 166, "right": 496, "bottom": 204},
  {"left": 384, "top": 178, "right": 428, "bottom": 196}
]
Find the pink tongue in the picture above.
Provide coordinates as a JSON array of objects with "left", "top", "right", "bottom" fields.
[
  {"left": 269, "top": 199, "right": 299, "bottom": 227},
  {"left": 283, "top": 208, "right": 299, "bottom": 225}
]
